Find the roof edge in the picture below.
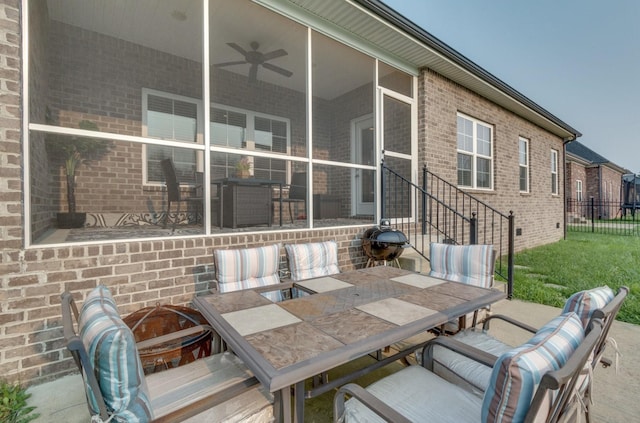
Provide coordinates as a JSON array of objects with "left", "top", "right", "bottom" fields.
[{"left": 353, "top": 0, "right": 582, "bottom": 138}]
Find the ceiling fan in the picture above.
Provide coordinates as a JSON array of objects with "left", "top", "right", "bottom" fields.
[{"left": 214, "top": 41, "right": 293, "bottom": 82}]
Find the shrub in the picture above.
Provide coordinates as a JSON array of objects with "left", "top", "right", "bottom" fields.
[{"left": 0, "top": 380, "right": 39, "bottom": 423}]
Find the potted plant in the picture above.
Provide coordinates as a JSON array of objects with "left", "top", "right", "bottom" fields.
[
  {"left": 46, "top": 120, "right": 112, "bottom": 228},
  {"left": 235, "top": 156, "right": 252, "bottom": 178}
]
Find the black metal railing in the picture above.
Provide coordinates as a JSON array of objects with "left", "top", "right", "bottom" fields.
[
  {"left": 381, "top": 161, "right": 514, "bottom": 298},
  {"left": 567, "top": 198, "right": 640, "bottom": 236}
]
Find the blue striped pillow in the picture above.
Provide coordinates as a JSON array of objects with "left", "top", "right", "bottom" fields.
[
  {"left": 481, "top": 312, "right": 584, "bottom": 423},
  {"left": 285, "top": 241, "right": 340, "bottom": 281},
  {"left": 562, "top": 286, "right": 614, "bottom": 328},
  {"left": 429, "top": 243, "right": 494, "bottom": 288},
  {"left": 214, "top": 244, "right": 282, "bottom": 302},
  {"left": 79, "top": 285, "right": 153, "bottom": 421}
]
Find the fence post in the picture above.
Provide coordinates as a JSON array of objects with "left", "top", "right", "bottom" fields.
[
  {"left": 591, "top": 197, "right": 595, "bottom": 233},
  {"left": 508, "top": 211, "right": 515, "bottom": 299},
  {"left": 422, "top": 165, "right": 427, "bottom": 235},
  {"left": 470, "top": 212, "right": 477, "bottom": 244},
  {"left": 380, "top": 158, "right": 385, "bottom": 220}
]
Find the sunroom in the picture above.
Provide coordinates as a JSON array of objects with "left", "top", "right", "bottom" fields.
[{"left": 26, "top": 0, "right": 417, "bottom": 246}]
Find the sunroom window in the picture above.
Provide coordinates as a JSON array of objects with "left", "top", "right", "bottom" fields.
[
  {"left": 144, "top": 91, "right": 200, "bottom": 185},
  {"left": 210, "top": 105, "right": 289, "bottom": 181}
]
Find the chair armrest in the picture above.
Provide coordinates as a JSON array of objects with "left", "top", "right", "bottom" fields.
[
  {"left": 422, "top": 336, "right": 499, "bottom": 372},
  {"left": 482, "top": 314, "right": 539, "bottom": 334},
  {"left": 333, "top": 383, "right": 412, "bottom": 423}
]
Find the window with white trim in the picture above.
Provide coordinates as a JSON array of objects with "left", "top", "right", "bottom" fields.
[
  {"left": 457, "top": 114, "right": 493, "bottom": 189},
  {"left": 210, "top": 105, "right": 289, "bottom": 181},
  {"left": 576, "top": 180, "right": 583, "bottom": 201},
  {"left": 551, "top": 149, "right": 558, "bottom": 195},
  {"left": 144, "top": 91, "right": 201, "bottom": 184},
  {"left": 143, "top": 90, "right": 290, "bottom": 184},
  {"left": 519, "top": 137, "right": 529, "bottom": 192}
]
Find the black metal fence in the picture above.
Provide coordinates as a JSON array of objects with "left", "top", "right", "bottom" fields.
[{"left": 566, "top": 198, "right": 640, "bottom": 236}]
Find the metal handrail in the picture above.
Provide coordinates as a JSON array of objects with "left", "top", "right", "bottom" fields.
[{"left": 381, "top": 160, "right": 514, "bottom": 298}]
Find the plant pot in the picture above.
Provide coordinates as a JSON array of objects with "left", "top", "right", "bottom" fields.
[{"left": 56, "top": 212, "right": 86, "bottom": 229}]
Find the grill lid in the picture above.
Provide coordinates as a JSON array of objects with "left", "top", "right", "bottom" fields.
[{"left": 365, "top": 229, "right": 409, "bottom": 245}]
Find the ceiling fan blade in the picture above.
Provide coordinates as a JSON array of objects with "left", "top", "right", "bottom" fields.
[
  {"left": 262, "top": 62, "right": 293, "bottom": 78},
  {"left": 226, "top": 42, "right": 248, "bottom": 57},
  {"left": 248, "top": 64, "right": 258, "bottom": 82},
  {"left": 261, "top": 49, "right": 288, "bottom": 61},
  {"left": 214, "top": 60, "right": 247, "bottom": 67}
]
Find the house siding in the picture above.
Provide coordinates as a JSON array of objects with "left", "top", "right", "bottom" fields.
[{"left": 420, "top": 69, "right": 566, "bottom": 251}]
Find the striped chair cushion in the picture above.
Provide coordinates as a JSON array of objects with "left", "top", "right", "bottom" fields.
[
  {"left": 285, "top": 241, "right": 340, "bottom": 281},
  {"left": 214, "top": 244, "right": 282, "bottom": 302},
  {"left": 562, "top": 286, "right": 615, "bottom": 328},
  {"left": 481, "top": 312, "right": 584, "bottom": 423},
  {"left": 79, "top": 285, "right": 153, "bottom": 422},
  {"left": 429, "top": 243, "right": 494, "bottom": 288}
]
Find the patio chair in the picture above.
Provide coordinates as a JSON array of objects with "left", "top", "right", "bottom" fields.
[
  {"left": 285, "top": 240, "right": 340, "bottom": 281},
  {"left": 277, "top": 171, "right": 306, "bottom": 224},
  {"left": 61, "top": 286, "right": 273, "bottom": 422},
  {"left": 425, "top": 286, "right": 627, "bottom": 421},
  {"left": 160, "top": 158, "right": 201, "bottom": 232},
  {"left": 429, "top": 242, "right": 496, "bottom": 332},
  {"left": 334, "top": 313, "right": 604, "bottom": 423},
  {"left": 213, "top": 244, "right": 286, "bottom": 302}
]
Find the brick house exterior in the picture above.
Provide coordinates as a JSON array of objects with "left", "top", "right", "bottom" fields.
[
  {"left": 566, "top": 141, "right": 627, "bottom": 219},
  {"left": 1, "top": 0, "right": 580, "bottom": 387}
]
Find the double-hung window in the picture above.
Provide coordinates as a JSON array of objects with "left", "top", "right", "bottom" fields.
[
  {"left": 143, "top": 90, "right": 290, "bottom": 184},
  {"left": 211, "top": 105, "right": 289, "bottom": 181},
  {"left": 519, "top": 137, "right": 529, "bottom": 192},
  {"left": 457, "top": 114, "right": 493, "bottom": 189},
  {"left": 551, "top": 149, "right": 559, "bottom": 195},
  {"left": 576, "top": 180, "right": 583, "bottom": 201},
  {"left": 143, "top": 90, "right": 201, "bottom": 185}
]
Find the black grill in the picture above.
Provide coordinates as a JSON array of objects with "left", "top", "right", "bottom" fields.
[{"left": 362, "top": 220, "right": 410, "bottom": 262}]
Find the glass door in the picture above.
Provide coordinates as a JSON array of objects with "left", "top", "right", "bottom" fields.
[{"left": 352, "top": 115, "right": 375, "bottom": 216}]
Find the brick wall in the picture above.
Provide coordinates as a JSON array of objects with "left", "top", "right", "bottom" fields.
[
  {"left": 566, "top": 160, "right": 587, "bottom": 200},
  {"left": 1, "top": 225, "right": 369, "bottom": 386},
  {"left": 419, "top": 69, "right": 566, "bottom": 251}
]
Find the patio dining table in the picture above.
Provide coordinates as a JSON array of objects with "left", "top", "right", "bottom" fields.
[{"left": 193, "top": 266, "right": 506, "bottom": 423}]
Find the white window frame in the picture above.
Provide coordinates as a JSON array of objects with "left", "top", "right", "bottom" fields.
[
  {"left": 519, "top": 137, "right": 529, "bottom": 193},
  {"left": 551, "top": 149, "right": 559, "bottom": 195},
  {"left": 210, "top": 103, "right": 291, "bottom": 155},
  {"left": 457, "top": 113, "right": 493, "bottom": 190},
  {"left": 142, "top": 89, "right": 291, "bottom": 184},
  {"left": 576, "top": 179, "right": 583, "bottom": 201},
  {"left": 142, "top": 89, "right": 203, "bottom": 185}
]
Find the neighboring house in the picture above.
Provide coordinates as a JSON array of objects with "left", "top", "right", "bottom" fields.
[
  {"left": 1, "top": 0, "right": 580, "bottom": 386},
  {"left": 565, "top": 141, "right": 627, "bottom": 219}
]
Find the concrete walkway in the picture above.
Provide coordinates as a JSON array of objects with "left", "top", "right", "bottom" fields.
[{"left": 28, "top": 299, "right": 640, "bottom": 422}]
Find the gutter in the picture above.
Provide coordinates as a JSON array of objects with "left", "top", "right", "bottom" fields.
[
  {"left": 353, "top": 0, "right": 582, "bottom": 140},
  {"left": 562, "top": 137, "right": 576, "bottom": 240}
]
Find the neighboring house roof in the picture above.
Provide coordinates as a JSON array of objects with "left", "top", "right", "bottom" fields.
[
  {"left": 567, "top": 141, "right": 609, "bottom": 164},
  {"left": 272, "top": 0, "right": 581, "bottom": 139},
  {"left": 566, "top": 141, "right": 628, "bottom": 173}
]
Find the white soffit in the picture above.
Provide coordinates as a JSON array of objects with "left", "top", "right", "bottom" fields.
[{"left": 267, "top": 0, "right": 577, "bottom": 139}]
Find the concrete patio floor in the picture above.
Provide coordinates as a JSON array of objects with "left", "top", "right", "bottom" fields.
[{"left": 28, "top": 298, "right": 640, "bottom": 422}]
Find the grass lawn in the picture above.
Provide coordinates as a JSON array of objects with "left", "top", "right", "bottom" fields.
[{"left": 508, "top": 232, "right": 640, "bottom": 325}]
